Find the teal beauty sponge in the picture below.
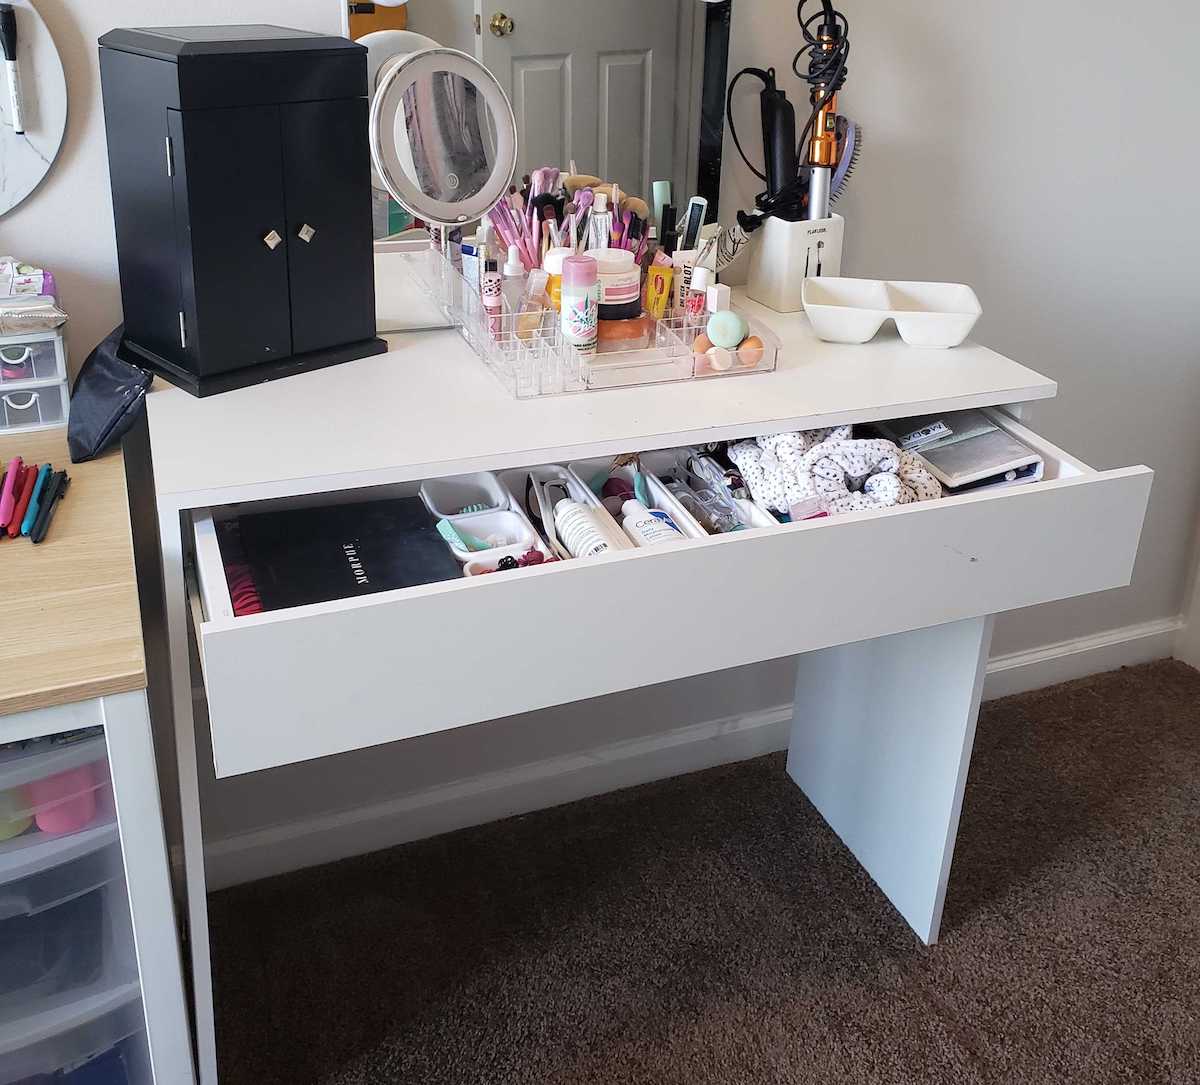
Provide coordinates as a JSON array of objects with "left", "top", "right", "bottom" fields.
[{"left": 706, "top": 310, "right": 748, "bottom": 350}]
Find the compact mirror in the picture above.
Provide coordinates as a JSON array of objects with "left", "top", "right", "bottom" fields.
[{"left": 369, "top": 45, "right": 517, "bottom": 225}]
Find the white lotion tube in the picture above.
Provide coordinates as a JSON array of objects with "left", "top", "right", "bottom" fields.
[
  {"left": 621, "top": 499, "right": 682, "bottom": 547},
  {"left": 554, "top": 499, "right": 611, "bottom": 557}
]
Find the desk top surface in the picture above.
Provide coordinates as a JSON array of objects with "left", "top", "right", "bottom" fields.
[
  {"left": 147, "top": 293, "right": 1057, "bottom": 507},
  {"left": 0, "top": 431, "right": 146, "bottom": 717}
]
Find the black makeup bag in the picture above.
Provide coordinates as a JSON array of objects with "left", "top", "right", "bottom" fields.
[{"left": 68, "top": 325, "right": 152, "bottom": 463}]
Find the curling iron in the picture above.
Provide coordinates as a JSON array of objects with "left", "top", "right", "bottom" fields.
[
  {"left": 801, "top": 1, "right": 849, "bottom": 220},
  {"left": 724, "top": 0, "right": 851, "bottom": 230}
]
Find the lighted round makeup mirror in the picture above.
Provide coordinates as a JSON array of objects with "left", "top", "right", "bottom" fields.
[{"left": 364, "top": 31, "right": 518, "bottom": 226}]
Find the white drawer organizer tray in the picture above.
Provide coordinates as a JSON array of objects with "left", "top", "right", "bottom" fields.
[
  {"left": 394, "top": 247, "right": 780, "bottom": 398},
  {"left": 0, "top": 330, "right": 70, "bottom": 435},
  {"left": 802, "top": 278, "right": 983, "bottom": 348},
  {"left": 0, "top": 737, "right": 145, "bottom": 1085},
  {"left": 185, "top": 410, "right": 1151, "bottom": 779}
]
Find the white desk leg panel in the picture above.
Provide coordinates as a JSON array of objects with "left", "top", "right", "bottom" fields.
[
  {"left": 103, "top": 690, "right": 197, "bottom": 1085},
  {"left": 787, "top": 615, "right": 994, "bottom": 945},
  {"left": 157, "top": 504, "right": 218, "bottom": 1085}
]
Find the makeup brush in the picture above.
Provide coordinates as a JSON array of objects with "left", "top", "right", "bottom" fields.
[
  {"left": 487, "top": 200, "right": 538, "bottom": 270},
  {"left": 625, "top": 215, "right": 644, "bottom": 254},
  {"left": 563, "top": 173, "right": 604, "bottom": 196},
  {"left": 540, "top": 205, "right": 559, "bottom": 259},
  {"left": 525, "top": 167, "right": 554, "bottom": 233},
  {"left": 543, "top": 204, "right": 562, "bottom": 248},
  {"left": 620, "top": 196, "right": 651, "bottom": 222},
  {"left": 614, "top": 209, "right": 633, "bottom": 248},
  {"left": 573, "top": 188, "right": 595, "bottom": 247},
  {"left": 562, "top": 201, "right": 578, "bottom": 253}
]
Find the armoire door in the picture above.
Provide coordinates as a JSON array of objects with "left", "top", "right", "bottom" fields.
[
  {"left": 169, "top": 105, "right": 293, "bottom": 375},
  {"left": 281, "top": 98, "right": 377, "bottom": 355}
]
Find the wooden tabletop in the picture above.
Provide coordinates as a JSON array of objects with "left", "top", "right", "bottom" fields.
[{"left": 0, "top": 429, "right": 145, "bottom": 716}]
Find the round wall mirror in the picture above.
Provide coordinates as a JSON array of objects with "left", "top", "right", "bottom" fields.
[
  {"left": 0, "top": 0, "right": 68, "bottom": 219},
  {"left": 369, "top": 46, "right": 517, "bottom": 226}
]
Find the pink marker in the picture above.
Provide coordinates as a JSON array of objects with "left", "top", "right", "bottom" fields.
[{"left": 0, "top": 456, "right": 22, "bottom": 528}]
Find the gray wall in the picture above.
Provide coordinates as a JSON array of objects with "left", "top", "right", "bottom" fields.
[{"left": 721, "top": 0, "right": 1200, "bottom": 657}]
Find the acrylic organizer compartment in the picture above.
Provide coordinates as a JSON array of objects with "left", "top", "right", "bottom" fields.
[
  {"left": 496, "top": 463, "right": 630, "bottom": 561},
  {"left": 399, "top": 247, "right": 779, "bottom": 397},
  {"left": 656, "top": 313, "right": 782, "bottom": 382},
  {"left": 567, "top": 458, "right": 707, "bottom": 541},
  {"left": 637, "top": 448, "right": 779, "bottom": 533},
  {"left": 418, "top": 470, "right": 554, "bottom": 570}
]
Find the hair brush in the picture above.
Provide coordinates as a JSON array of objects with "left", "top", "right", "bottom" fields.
[{"left": 830, "top": 117, "right": 861, "bottom": 203}]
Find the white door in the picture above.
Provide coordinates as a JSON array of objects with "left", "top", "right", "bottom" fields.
[{"left": 476, "top": 0, "right": 688, "bottom": 199}]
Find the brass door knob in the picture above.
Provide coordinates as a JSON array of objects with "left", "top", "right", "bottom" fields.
[{"left": 489, "top": 12, "right": 515, "bottom": 36}]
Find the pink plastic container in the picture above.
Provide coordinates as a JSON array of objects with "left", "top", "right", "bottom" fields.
[{"left": 28, "top": 765, "right": 98, "bottom": 834}]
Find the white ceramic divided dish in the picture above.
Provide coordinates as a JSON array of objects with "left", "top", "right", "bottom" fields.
[
  {"left": 802, "top": 277, "right": 982, "bottom": 349},
  {"left": 884, "top": 281, "right": 982, "bottom": 348}
]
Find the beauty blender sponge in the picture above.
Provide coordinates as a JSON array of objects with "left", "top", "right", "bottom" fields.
[
  {"left": 706, "top": 310, "right": 748, "bottom": 350},
  {"left": 705, "top": 346, "right": 734, "bottom": 372},
  {"left": 737, "top": 334, "right": 765, "bottom": 367}
]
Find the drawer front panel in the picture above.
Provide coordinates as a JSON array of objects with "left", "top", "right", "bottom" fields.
[
  {"left": 0, "top": 334, "right": 65, "bottom": 389},
  {"left": 195, "top": 462, "right": 1151, "bottom": 777},
  {"left": 0, "top": 382, "right": 68, "bottom": 434}
]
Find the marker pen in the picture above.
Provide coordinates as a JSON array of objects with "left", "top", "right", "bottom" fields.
[{"left": 1, "top": 5, "right": 24, "bottom": 135}]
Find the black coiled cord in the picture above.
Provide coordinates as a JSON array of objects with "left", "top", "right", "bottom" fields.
[
  {"left": 727, "top": 0, "right": 850, "bottom": 229},
  {"left": 791, "top": 0, "right": 850, "bottom": 170}
]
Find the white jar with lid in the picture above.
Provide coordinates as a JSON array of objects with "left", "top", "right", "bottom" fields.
[{"left": 592, "top": 248, "right": 642, "bottom": 320}]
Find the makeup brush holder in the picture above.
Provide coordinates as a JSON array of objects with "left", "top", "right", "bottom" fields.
[{"left": 745, "top": 213, "right": 844, "bottom": 313}]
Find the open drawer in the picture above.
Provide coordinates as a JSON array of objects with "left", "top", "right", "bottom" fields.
[{"left": 187, "top": 412, "right": 1151, "bottom": 777}]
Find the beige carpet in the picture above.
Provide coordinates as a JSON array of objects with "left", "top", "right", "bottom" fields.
[{"left": 209, "top": 659, "right": 1200, "bottom": 1084}]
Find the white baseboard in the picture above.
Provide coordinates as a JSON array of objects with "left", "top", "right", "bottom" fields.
[
  {"left": 981, "top": 615, "right": 1182, "bottom": 700},
  {"left": 199, "top": 615, "right": 1181, "bottom": 890},
  {"left": 203, "top": 704, "right": 794, "bottom": 890}
]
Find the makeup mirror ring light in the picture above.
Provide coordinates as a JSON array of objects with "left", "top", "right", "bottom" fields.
[{"left": 368, "top": 45, "right": 518, "bottom": 226}]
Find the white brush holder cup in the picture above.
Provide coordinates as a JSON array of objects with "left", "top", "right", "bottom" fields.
[{"left": 745, "top": 213, "right": 844, "bottom": 313}]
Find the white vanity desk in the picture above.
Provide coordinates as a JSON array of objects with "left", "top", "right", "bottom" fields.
[{"left": 145, "top": 292, "right": 1151, "bottom": 1084}]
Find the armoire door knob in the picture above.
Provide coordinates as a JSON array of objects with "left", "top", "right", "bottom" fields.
[
  {"left": 263, "top": 230, "right": 283, "bottom": 250},
  {"left": 298, "top": 224, "right": 316, "bottom": 243}
]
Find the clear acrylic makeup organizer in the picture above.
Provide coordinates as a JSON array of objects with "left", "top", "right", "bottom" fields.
[{"left": 397, "top": 247, "right": 779, "bottom": 399}]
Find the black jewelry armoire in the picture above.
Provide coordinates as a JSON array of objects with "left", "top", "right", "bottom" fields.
[{"left": 99, "top": 26, "right": 386, "bottom": 396}]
